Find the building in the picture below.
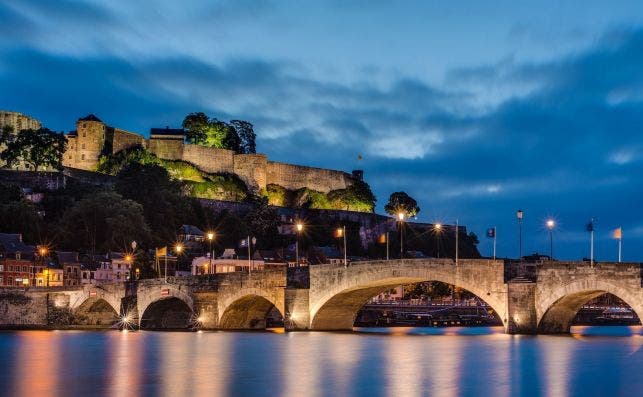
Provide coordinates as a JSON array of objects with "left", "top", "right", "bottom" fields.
[
  {"left": 191, "top": 249, "right": 265, "bottom": 275},
  {"left": 0, "top": 110, "right": 41, "bottom": 133},
  {"left": 0, "top": 233, "right": 38, "bottom": 286},
  {"left": 57, "top": 252, "right": 82, "bottom": 286},
  {"left": 79, "top": 252, "right": 132, "bottom": 284}
]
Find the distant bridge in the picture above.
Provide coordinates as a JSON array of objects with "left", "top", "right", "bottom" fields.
[{"left": 0, "top": 259, "right": 641, "bottom": 334}]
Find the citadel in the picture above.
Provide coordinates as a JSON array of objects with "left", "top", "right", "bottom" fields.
[{"left": 1, "top": 110, "right": 361, "bottom": 194}]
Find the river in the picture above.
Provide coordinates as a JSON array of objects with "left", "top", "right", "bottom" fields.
[{"left": 1, "top": 326, "right": 641, "bottom": 397}]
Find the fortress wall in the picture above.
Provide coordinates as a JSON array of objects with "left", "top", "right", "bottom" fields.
[
  {"left": 181, "top": 144, "right": 234, "bottom": 174},
  {"left": 266, "top": 161, "right": 352, "bottom": 192},
  {"left": 112, "top": 128, "right": 145, "bottom": 153},
  {"left": 233, "top": 153, "right": 268, "bottom": 192},
  {"left": 147, "top": 139, "right": 184, "bottom": 161},
  {"left": 62, "top": 136, "right": 77, "bottom": 168}
]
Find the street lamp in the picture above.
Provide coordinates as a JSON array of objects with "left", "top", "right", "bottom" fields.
[
  {"left": 546, "top": 219, "right": 555, "bottom": 260},
  {"left": 295, "top": 223, "right": 303, "bottom": 266},
  {"left": 397, "top": 212, "right": 405, "bottom": 259},
  {"left": 337, "top": 226, "right": 347, "bottom": 267},
  {"left": 434, "top": 223, "right": 442, "bottom": 258},
  {"left": 207, "top": 232, "right": 215, "bottom": 275},
  {"left": 517, "top": 210, "right": 524, "bottom": 262}
]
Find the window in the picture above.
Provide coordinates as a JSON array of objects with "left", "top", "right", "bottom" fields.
[
  {"left": 15, "top": 253, "right": 20, "bottom": 260},
  {"left": 0, "top": 265, "right": 3, "bottom": 271},
  {"left": 81, "top": 154, "right": 85, "bottom": 160},
  {"left": 81, "top": 143, "right": 85, "bottom": 149}
]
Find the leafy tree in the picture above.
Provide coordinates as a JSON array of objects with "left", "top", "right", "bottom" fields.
[
  {"left": 212, "top": 210, "right": 248, "bottom": 253},
  {"left": 114, "top": 163, "right": 193, "bottom": 247},
  {"left": 230, "top": 120, "right": 256, "bottom": 154},
  {"left": 57, "top": 190, "right": 150, "bottom": 254},
  {"left": 0, "top": 128, "right": 67, "bottom": 171},
  {"left": 243, "top": 197, "right": 282, "bottom": 249},
  {"left": 0, "top": 193, "right": 44, "bottom": 244},
  {"left": 182, "top": 112, "right": 209, "bottom": 145},
  {"left": 181, "top": 112, "right": 246, "bottom": 153},
  {"left": 0, "top": 125, "right": 14, "bottom": 145},
  {"left": 328, "top": 180, "right": 376, "bottom": 212},
  {"left": 384, "top": 191, "right": 420, "bottom": 218},
  {"left": 96, "top": 145, "right": 160, "bottom": 174}
]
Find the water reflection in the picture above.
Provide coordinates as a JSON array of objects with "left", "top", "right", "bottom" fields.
[{"left": 0, "top": 327, "right": 642, "bottom": 397}]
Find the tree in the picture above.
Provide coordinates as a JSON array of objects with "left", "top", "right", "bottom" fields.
[
  {"left": 181, "top": 112, "right": 245, "bottom": 153},
  {"left": 0, "top": 128, "right": 67, "bottom": 171},
  {"left": 182, "top": 112, "right": 209, "bottom": 145},
  {"left": 384, "top": 191, "right": 420, "bottom": 218},
  {"left": 230, "top": 120, "right": 256, "bottom": 154},
  {"left": 0, "top": 183, "right": 44, "bottom": 243},
  {"left": 57, "top": 190, "right": 150, "bottom": 254},
  {"left": 114, "top": 163, "right": 194, "bottom": 247},
  {"left": 243, "top": 197, "right": 282, "bottom": 249}
]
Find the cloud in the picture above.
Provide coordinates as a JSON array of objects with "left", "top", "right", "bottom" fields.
[{"left": 2, "top": 3, "right": 643, "bottom": 259}]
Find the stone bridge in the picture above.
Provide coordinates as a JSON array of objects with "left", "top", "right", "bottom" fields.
[{"left": 0, "top": 259, "right": 641, "bottom": 334}]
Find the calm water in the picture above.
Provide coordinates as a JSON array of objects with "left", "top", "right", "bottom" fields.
[{"left": 1, "top": 326, "right": 642, "bottom": 397}]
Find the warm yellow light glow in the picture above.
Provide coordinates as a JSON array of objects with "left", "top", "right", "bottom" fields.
[
  {"left": 434, "top": 223, "right": 442, "bottom": 230},
  {"left": 125, "top": 254, "right": 132, "bottom": 262},
  {"left": 336, "top": 227, "right": 343, "bottom": 237},
  {"left": 296, "top": 223, "right": 303, "bottom": 232},
  {"left": 175, "top": 244, "right": 183, "bottom": 253},
  {"left": 38, "top": 247, "right": 47, "bottom": 256},
  {"left": 546, "top": 219, "right": 555, "bottom": 230},
  {"left": 207, "top": 232, "right": 215, "bottom": 241},
  {"left": 397, "top": 212, "right": 405, "bottom": 221}
]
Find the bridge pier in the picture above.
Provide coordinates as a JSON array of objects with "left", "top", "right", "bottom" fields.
[
  {"left": 193, "top": 292, "right": 219, "bottom": 329},
  {"left": 285, "top": 288, "right": 311, "bottom": 331},
  {"left": 506, "top": 282, "right": 538, "bottom": 334}
]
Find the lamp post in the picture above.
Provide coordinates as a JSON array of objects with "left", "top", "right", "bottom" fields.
[
  {"left": 36, "top": 246, "right": 47, "bottom": 286},
  {"left": 337, "top": 226, "right": 347, "bottom": 267},
  {"left": 546, "top": 219, "right": 555, "bottom": 260},
  {"left": 434, "top": 224, "right": 442, "bottom": 258},
  {"left": 170, "top": 244, "right": 183, "bottom": 283},
  {"left": 296, "top": 223, "right": 303, "bottom": 266},
  {"left": 207, "top": 232, "right": 215, "bottom": 275},
  {"left": 398, "top": 212, "right": 405, "bottom": 259},
  {"left": 517, "top": 210, "right": 524, "bottom": 262}
]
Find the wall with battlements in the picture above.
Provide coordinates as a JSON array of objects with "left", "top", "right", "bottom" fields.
[{"left": 59, "top": 115, "right": 359, "bottom": 194}]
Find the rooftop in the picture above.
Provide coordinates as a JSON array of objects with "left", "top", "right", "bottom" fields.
[
  {"left": 78, "top": 114, "right": 103, "bottom": 123},
  {"left": 150, "top": 127, "right": 184, "bottom": 136}
]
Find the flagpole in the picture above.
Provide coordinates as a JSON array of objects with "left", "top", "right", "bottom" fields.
[
  {"left": 248, "top": 235, "right": 251, "bottom": 274},
  {"left": 618, "top": 228, "right": 622, "bottom": 263},
  {"left": 455, "top": 219, "right": 459, "bottom": 265},
  {"left": 493, "top": 226, "right": 497, "bottom": 261},
  {"left": 343, "top": 226, "right": 347, "bottom": 268},
  {"left": 590, "top": 229, "right": 594, "bottom": 267}
]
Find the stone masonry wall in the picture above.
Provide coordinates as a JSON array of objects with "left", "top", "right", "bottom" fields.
[
  {"left": 147, "top": 138, "right": 183, "bottom": 161},
  {"left": 266, "top": 161, "right": 352, "bottom": 193},
  {"left": 181, "top": 144, "right": 234, "bottom": 174},
  {"left": 233, "top": 153, "right": 268, "bottom": 192},
  {"left": 112, "top": 128, "right": 145, "bottom": 153}
]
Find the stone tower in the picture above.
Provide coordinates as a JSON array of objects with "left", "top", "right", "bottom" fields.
[{"left": 66, "top": 114, "right": 107, "bottom": 170}]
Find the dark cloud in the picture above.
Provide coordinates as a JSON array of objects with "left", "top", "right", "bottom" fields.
[{"left": 2, "top": 16, "right": 643, "bottom": 259}]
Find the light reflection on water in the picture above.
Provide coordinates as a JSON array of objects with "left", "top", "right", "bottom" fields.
[{"left": 0, "top": 326, "right": 641, "bottom": 397}]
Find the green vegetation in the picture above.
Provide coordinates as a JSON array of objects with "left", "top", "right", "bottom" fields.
[
  {"left": 182, "top": 112, "right": 256, "bottom": 154},
  {"left": 261, "top": 181, "right": 376, "bottom": 213},
  {"left": 0, "top": 127, "right": 67, "bottom": 171},
  {"left": 97, "top": 146, "right": 248, "bottom": 201},
  {"left": 384, "top": 191, "right": 420, "bottom": 218}
]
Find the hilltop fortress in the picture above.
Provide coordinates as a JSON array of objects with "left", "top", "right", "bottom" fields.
[{"left": 59, "top": 114, "right": 361, "bottom": 193}]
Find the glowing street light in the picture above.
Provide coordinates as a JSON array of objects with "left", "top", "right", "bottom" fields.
[
  {"left": 546, "top": 219, "right": 555, "bottom": 260},
  {"left": 397, "top": 212, "right": 406, "bottom": 259},
  {"left": 434, "top": 223, "right": 442, "bottom": 258},
  {"left": 337, "top": 226, "right": 347, "bottom": 267},
  {"left": 207, "top": 232, "right": 215, "bottom": 275}
]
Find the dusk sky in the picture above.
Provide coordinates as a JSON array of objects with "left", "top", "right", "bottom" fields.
[{"left": 3, "top": 0, "right": 643, "bottom": 260}]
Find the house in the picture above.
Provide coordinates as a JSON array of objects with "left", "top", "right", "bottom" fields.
[
  {"left": 57, "top": 251, "right": 82, "bottom": 286},
  {"left": 0, "top": 233, "right": 38, "bottom": 286},
  {"left": 308, "top": 246, "right": 344, "bottom": 266},
  {"left": 191, "top": 249, "right": 265, "bottom": 275}
]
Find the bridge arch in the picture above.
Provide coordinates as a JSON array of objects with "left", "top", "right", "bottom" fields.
[
  {"left": 137, "top": 284, "right": 194, "bottom": 329},
  {"left": 72, "top": 297, "right": 120, "bottom": 326},
  {"left": 309, "top": 261, "right": 507, "bottom": 331},
  {"left": 537, "top": 279, "right": 643, "bottom": 333},
  {"left": 218, "top": 289, "right": 285, "bottom": 329}
]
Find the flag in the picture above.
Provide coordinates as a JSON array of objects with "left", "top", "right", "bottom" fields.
[
  {"left": 486, "top": 228, "right": 496, "bottom": 238},
  {"left": 155, "top": 247, "right": 167, "bottom": 258},
  {"left": 613, "top": 227, "right": 622, "bottom": 240},
  {"left": 586, "top": 220, "right": 594, "bottom": 232},
  {"left": 239, "top": 238, "right": 248, "bottom": 248},
  {"left": 378, "top": 233, "right": 388, "bottom": 244}
]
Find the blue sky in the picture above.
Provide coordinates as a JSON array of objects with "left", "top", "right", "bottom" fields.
[{"left": 2, "top": 0, "right": 643, "bottom": 260}]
